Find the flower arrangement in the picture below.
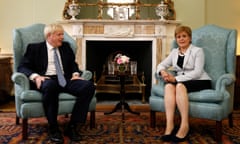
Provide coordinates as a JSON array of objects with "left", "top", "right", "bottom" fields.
[
  {"left": 114, "top": 53, "right": 130, "bottom": 65},
  {"left": 114, "top": 53, "right": 130, "bottom": 72}
]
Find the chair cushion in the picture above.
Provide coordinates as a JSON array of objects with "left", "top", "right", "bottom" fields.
[
  {"left": 20, "top": 90, "right": 42, "bottom": 101},
  {"left": 188, "top": 90, "right": 224, "bottom": 103},
  {"left": 151, "top": 85, "right": 224, "bottom": 103},
  {"left": 59, "top": 93, "right": 76, "bottom": 100},
  {"left": 20, "top": 90, "right": 76, "bottom": 102}
]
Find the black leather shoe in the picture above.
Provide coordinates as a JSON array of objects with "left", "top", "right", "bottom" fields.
[
  {"left": 64, "top": 124, "right": 82, "bottom": 141},
  {"left": 161, "top": 134, "right": 172, "bottom": 142},
  {"left": 48, "top": 126, "right": 64, "bottom": 143},
  {"left": 161, "top": 129, "right": 175, "bottom": 142},
  {"left": 172, "top": 131, "right": 190, "bottom": 143},
  {"left": 172, "top": 135, "right": 188, "bottom": 142}
]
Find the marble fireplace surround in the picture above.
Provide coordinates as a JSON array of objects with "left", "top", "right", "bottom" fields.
[{"left": 58, "top": 19, "right": 180, "bottom": 85}]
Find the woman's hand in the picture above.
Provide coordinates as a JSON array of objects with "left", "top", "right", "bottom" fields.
[
  {"left": 167, "top": 74, "right": 177, "bottom": 83},
  {"left": 160, "top": 70, "right": 169, "bottom": 81},
  {"left": 160, "top": 70, "right": 176, "bottom": 83}
]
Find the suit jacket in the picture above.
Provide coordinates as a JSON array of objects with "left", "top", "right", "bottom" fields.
[
  {"left": 156, "top": 44, "right": 211, "bottom": 82},
  {"left": 18, "top": 41, "right": 82, "bottom": 80}
]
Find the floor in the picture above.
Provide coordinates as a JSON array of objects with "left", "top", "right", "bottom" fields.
[
  {"left": 0, "top": 99, "right": 150, "bottom": 113},
  {"left": 96, "top": 99, "right": 150, "bottom": 112}
]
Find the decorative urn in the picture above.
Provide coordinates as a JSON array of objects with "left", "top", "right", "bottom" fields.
[
  {"left": 67, "top": 0, "right": 80, "bottom": 20},
  {"left": 155, "top": 1, "right": 169, "bottom": 20}
]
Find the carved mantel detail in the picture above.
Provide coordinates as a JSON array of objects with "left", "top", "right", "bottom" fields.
[{"left": 104, "top": 25, "right": 134, "bottom": 37}]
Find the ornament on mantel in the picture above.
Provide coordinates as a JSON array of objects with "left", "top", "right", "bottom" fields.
[
  {"left": 67, "top": 0, "right": 80, "bottom": 20},
  {"left": 155, "top": 0, "right": 169, "bottom": 20}
]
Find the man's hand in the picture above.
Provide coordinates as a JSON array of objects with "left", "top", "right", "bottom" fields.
[
  {"left": 34, "top": 76, "right": 50, "bottom": 89},
  {"left": 71, "top": 75, "right": 84, "bottom": 81}
]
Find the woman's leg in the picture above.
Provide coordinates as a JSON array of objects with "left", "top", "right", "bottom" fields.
[
  {"left": 164, "top": 83, "right": 176, "bottom": 134},
  {"left": 175, "top": 83, "right": 189, "bottom": 138}
]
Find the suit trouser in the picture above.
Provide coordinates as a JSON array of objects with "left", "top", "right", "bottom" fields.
[{"left": 39, "top": 77, "right": 95, "bottom": 126}]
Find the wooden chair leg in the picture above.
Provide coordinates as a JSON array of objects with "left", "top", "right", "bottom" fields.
[
  {"left": 216, "top": 120, "right": 222, "bottom": 142},
  {"left": 228, "top": 113, "right": 233, "bottom": 128},
  {"left": 16, "top": 114, "right": 20, "bottom": 125},
  {"left": 65, "top": 114, "right": 69, "bottom": 118},
  {"left": 90, "top": 111, "right": 95, "bottom": 129},
  {"left": 150, "top": 110, "right": 156, "bottom": 128},
  {"left": 22, "top": 118, "right": 28, "bottom": 140}
]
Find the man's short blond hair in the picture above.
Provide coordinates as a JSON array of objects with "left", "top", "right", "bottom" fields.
[{"left": 44, "top": 23, "right": 64, "bottom": 39}]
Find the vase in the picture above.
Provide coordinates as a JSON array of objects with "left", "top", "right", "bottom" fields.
[
  {"left": 117, "top": 64, "right": 127, "bottom": 73},
  {"left": 155, "top": 1, "right": 169, "bottom": 20},
  {"left": 67, "top": 0, "right": 80, "bottom": 20}
]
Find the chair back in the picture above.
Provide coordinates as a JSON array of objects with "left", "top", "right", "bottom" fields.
[
  {"left": 12, "top": 23, "right": 77, "bottom": 72},
  {"left": 171, "top": 25, "right": 237, "bottom": 87}
]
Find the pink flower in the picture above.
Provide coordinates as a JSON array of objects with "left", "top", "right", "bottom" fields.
[
  {"left": 114, "top": 53, "right": 130, "bottom": 65},
  {"left": 117, "top": 59, "right": 123, "bottom": 64}
]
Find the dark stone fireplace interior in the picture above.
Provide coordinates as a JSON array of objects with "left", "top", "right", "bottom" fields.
[{"left": 86, "top": 40, "right": 152, "bottom": 102}]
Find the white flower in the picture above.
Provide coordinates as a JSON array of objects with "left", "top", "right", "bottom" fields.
[{"left": 114, "top": 53, "right": 130, "bottom": 65}]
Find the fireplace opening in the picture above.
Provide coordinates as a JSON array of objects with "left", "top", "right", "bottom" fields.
[{"left": 86, "top": 40, "right": 152, "bottom": 102}]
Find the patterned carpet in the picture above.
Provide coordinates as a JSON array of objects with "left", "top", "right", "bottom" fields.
[{"left": 0, "top": 111, "right": 240, "bottom": 144}]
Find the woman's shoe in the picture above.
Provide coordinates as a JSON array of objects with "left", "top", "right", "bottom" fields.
[
  {"left": 172, "top": 135, "right": 188, "bottom": 142},
  {"left": 161, "top": 134, "right": 172, "bottom": 142},
  {"left": 161, "top": 129, "right": 175, "bottom": 142},
  {"left": 172, "top": 130, "right": 190, "bottom": 142}
]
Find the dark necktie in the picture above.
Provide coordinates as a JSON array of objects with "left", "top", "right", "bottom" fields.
[{"left": 53, "top": 48, "right": 66, "bottom": 87}]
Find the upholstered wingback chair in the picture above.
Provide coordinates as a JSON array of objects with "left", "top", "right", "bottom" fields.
[
  {"left": 12, "top": 23, "right": 97, "bottom": 140},
  {"left": 149, "top": 25, "right": 237, "bottom": 142}
]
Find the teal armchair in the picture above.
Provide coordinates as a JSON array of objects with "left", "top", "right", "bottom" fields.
[
  {"left": 12, "top": 23, "right": 97, "bottom": 140},
  {"left": 149, "top": 25, "right": 237, "bottom": 142}
]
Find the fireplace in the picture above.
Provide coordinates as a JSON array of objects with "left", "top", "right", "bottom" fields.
[
  {"left": 58, "top": 19, "right": 180, "bottom": 101},
  {"left": 86, "top": 40, "right": 152, "bottom": 97}
]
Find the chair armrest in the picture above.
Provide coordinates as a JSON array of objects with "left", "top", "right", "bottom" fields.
[
  {"left": 154, "top": 72, "right": 165, "bottom": 87},
  {"left": 81, "top": 70, "right": 93, "bottom": 81},
  {"left": 11, "top": 72, "right": 30, "bottom": 90},
  {"left": 11, "top": 71, "right": 93, "bottom": 89},
  {"left": 215, "top": 73, "right": 235, "bottom": 91}
]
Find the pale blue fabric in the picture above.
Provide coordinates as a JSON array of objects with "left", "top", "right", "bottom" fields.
[{"left": 149, "top": 25, "right": 237, "bottom": 140}]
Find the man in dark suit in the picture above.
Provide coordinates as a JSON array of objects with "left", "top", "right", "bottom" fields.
[{"left": 18, "top": 23, "right": 95, "bottom": 143}]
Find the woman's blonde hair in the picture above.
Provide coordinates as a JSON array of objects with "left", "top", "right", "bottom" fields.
[
  {"left": 44, "top": 23, "right": 64, "bottom": 39},
  {"left": 174, "top": 25, "right": 192, "bottom": 39}
]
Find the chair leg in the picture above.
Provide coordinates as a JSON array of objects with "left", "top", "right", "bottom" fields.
[
  {"left": 228, "top": 113, "right": 233, "bottom": 128},
  {"left": 65, "top": 114, "right": 69, "bottom": 118},
  {"left": 16, "top": 114, "right": 20, "bottom": 125},
  {"left": 216, "top": 120, "right": 222, "bottom": 142},
  {"left": 90, "top": 111, "right": 95, "bottom": 129},
  {"left": 150, "top": 110, "right": 156, "bottom": 128},
  {"left": 22, "top": 118, "right": 28, "bottom": 140}
]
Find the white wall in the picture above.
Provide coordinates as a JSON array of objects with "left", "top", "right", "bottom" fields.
[
  {"left": 0, "top": 0, "right": 240, "bottom": 54},
  {"left": 173, "top": 0, "right": 206, "bottom": 29},
  {"left": 206, "top": 0, "right": 240, "bottom": 54},
  {"left": 0, "top": 0, "right": 65, "bottom": 53}
]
